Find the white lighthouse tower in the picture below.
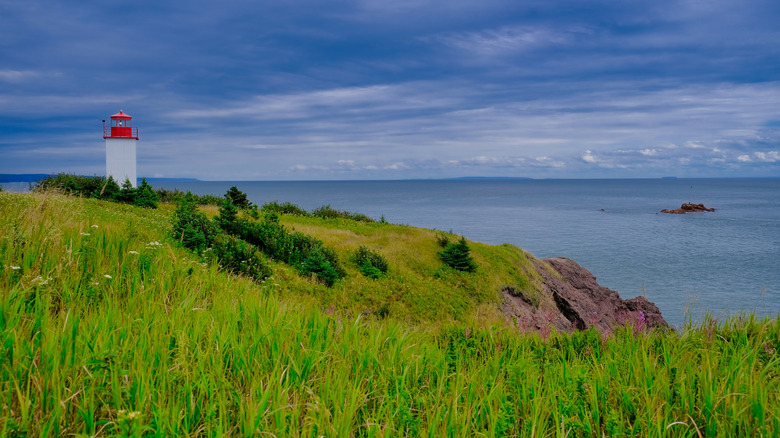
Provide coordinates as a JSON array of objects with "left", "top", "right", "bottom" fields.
[{"left": 103, "top": 110, "right": 138, "bottom": 187}]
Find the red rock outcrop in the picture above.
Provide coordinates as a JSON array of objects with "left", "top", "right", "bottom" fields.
[
  {"left": 502, "top": 257, "right": 669, "bottom": 334},
  {"left": 661, "top": 203, "right": 715, "bottom": 214}
]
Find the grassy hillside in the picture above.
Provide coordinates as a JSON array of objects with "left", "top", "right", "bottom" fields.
[{"left": 1, "top": 191, "right": 779, "bottom": 437}]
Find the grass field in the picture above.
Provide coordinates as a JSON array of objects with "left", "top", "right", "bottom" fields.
[{"left": 1, "top": 191, "right": 778, "bottom": 436}]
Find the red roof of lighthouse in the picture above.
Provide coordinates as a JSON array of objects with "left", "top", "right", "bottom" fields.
[{"left": 110, "top": 110, "right": 132, "bottom": 119}]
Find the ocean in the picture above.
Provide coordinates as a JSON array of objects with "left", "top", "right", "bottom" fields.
[
  {"left": 11, "top": 177, "right": 778, "bottom": 328},
  {"left": 149, "top": 178, "right": 780, "bottom": 328}
]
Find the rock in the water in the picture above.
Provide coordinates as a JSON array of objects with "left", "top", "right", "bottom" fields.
[{"left": 661, "top": 203, "right": 715, "bottom": 214}]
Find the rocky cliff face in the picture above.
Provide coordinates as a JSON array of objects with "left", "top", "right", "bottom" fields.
[{"left": 502, "top": 257, "right": 669, "bottom": 334}]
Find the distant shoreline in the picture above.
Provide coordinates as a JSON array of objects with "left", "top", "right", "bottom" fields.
[
  {"left": 3, "top": 174, "right": 779, "bottom": 185},
  {"left": 0, "top": 174, "right": 201, "bottom": 184}
]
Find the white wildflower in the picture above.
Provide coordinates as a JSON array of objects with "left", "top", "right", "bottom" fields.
[
  {"left": 91, "top": 224, "right": 99, "bottom": 228},
  {"left": 127, "top": 411, "right": 141, "bottom": 420},
  {"left": 128, "top": 250, "right": 139, "bottom": 255},
  {"left": 104, "top": 274, "right": 112, "bottom": 279},
  {"left": 80, "top": 232, "right": 90, "bottom": 236},
  {"left": 31, "top": 276, "right": 50, "bottom": 286},
  {"left": 11, "top": 266, "right": 21, "bottom": 270}
]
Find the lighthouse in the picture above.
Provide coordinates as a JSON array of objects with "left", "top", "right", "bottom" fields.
[{"left": 103, "top": 110, "right": 138, "bottom": 187}]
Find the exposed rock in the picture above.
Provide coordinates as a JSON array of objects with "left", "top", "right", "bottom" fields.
[
  {"left": 661, "top": 203, "right": 715, "bottom": 214},
  {"left": 502, "top": 257, "right": 670, "bottom": 334}
]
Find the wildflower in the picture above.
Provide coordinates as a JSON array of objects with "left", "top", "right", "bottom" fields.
[
  {"left": 31, "top": 276, "right": 49, "bottom": 286},
  {"left": 91, "top": 224, "right": 99, "bottom": 228},
  {"left": 11, "top": 266, "right": 21, "bottom": 270},
  {"left": 80, "top": 232, "right": 91, "bottom": 236},
  {"left": 128, "top": 250, "right": 139, "bottom": 255},
  {"left": 127, "top": 411, "right": 141, "bottom": 420},
  {"left": 104, "top": 274, "right": 112, "bottom": 279}
]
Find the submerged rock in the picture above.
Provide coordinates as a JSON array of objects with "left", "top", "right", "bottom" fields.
[
  {"left": 661, "top": 203, "right": 715, "bottom": 214},
  {"left": 502, "top": 257, "right": 669, "bottom": 334}
]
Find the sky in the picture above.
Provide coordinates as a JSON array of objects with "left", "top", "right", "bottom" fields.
[{"left": 1, "top": 0, "right": 780, "bottom": 180}]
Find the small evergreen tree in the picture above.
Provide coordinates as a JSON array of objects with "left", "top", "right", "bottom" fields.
[
  {"left": 133, "top": 178, "right": 158, "bottom": 208},
  {"left": 118, "top": 179, "right": 137, "bottom": 204},
  {"left": 215, "top": 195, "right": 239, "bottom": 233},
  {"left": 353, "top": 246, "right": 389, "bottom": 279},
  {"left": 226, "top": 186, "right": 252, "bottom": 209},
  {"left": 63, "top": 175, "right": 78, "bottom": 195},
  {"left": 172, "top": 193, "right": 219, "bottom": 252},
  {"left": 97, "top": 176, "right": 121, "bottom": 201},
  {"left": 438, "top": 237, "right": 477, "bottom": 272}
]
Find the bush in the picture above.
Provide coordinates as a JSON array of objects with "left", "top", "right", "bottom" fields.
[
  {"left": 92, "top": 177, "right": 121, "bottom": 201},
  {"left": 438, "top": 237, "right": 477, "bottom": 272},
  {"left": 117, "top": 179, "right": 137, "bottom": 204},
  {"left": 33, "top": 173, "right": 161, "bottom": 209},
  {"left": 353, "top": 246, "right": 389, "bottom": 279},
  {"left": 436, "top": 232, "right": 450, "bottom": 248},
  {"left": 172, "top": 193, "right": 220, "bottom": 252},
  {"left": 226, "top": 186, "right": 252, "bottom": 209},
  {"left": 311, "top": 205, "right": 376, "bottom": 222},
  {"left": 215, "top": 195, "right": 239, "bottom": 233},
  {"left": 261, "top": 201, "right": 310, "bottom": 217},
  {"left": 205, "top": 234, "right": 271, "bottom": 281},
  {"left": 301, "top": 248, "right": 341, "bottom": 287},
  {"left": 222, "top": 215, "right": 346, "bottom": 287},
  {"left": 133, "top": 178, "right": 158, "bottom": 209},
  {"left": 155, "top": 188, "right": 223, "bottom": 206}
]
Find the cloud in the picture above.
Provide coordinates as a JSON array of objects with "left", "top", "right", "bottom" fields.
[
  {"left": 581, "top": 150, "right": 598, "bottom": 164},
  {"left": 755, "top": 151, "right": 780, "bottom": 162},
  {"left": 427, "top": 25, "right": 588, "bottom": 56},
  {"left": 0, "top": 70, "right": 40, "bottom": 82},
  {"left": 2, "top": 0, "right": 780, "bottom": 179}
]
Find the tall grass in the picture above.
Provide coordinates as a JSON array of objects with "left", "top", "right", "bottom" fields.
[{"left": 1, "top": 191, "right": 779, "bottom": 436}]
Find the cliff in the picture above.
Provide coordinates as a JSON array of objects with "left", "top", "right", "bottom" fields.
[{"left": 503, "top": 257, "right": 669, "bottom": 333}]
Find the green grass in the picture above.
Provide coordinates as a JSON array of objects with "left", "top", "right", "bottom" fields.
[{"left": 1, "top": 191, "right": 779, "bottom": 436}]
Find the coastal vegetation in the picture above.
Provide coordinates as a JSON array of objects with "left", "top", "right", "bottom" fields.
[
  {"left": 33, "top": 173, "right": 159, "bottom": 209},
  {"left": 1, "top": 190, "right": 779, "bottom": 436}
]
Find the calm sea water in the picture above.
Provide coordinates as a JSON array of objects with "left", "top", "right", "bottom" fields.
[{"left": 122, "top": 178, "right": 780, "bottom": 327}]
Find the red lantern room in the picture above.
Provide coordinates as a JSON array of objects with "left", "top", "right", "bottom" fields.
[{"left": 102, "top": 110, "right": 139, "bottom": 140}]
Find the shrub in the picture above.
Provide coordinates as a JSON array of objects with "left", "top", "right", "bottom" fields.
[
  {"left": 171, "top": 193, "right": 219, "bottom": 252},
  {"left": 205, "top": 234, "right": 271, "bottom": 281},
  {"left": 353, "top": 246, "right": 389, "bottom": 279},
  {"left": 215, "top": 195, "right": 239, "bottom": 233},
  {"left": 438, "top": 237, "right": 477, "bottom": 272},
  {"left": 311, "top": 204, "right": 376, "bottom": 222},
  {"left": 33, "top": 173, "right": 162, "bottom": 209},
  {"left": 93, "top": 177, "right": 121, "bottom": 201},
  {"left": 117, "top": 179, "right": 137, "bottom": 204},
  {"left": 261, "top": 201, "right": 310, "bottom": 217},
  {"left": 133, "top": 178, "right": 158, "bottom": 209},
  {"left": 155, "top": 188, "right": 223, "bottom": 206},
  {"left": 301, "top": 248, "right": 341, "bottom": 287},
  {"left": 222, "top": 215, "right": 346, "bottom": 287},
  {"left": 226, "top": 186, "right": 252, "bottom": 209}
]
